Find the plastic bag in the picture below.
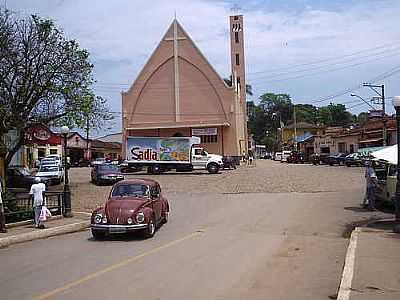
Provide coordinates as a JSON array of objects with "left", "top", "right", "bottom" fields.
[{"left": 39, "top": 206, "right": 52, "bottom": 222}]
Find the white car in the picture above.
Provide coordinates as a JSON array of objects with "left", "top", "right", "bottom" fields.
[
  {"left": 281, "top": 151, "right": 292, "bottom": 162},
  {"left": 274, "top": 152, "right": 282, "bottom": 161},
  {"left": 35, "top": 164, "right": 64, "bottom": 185}
]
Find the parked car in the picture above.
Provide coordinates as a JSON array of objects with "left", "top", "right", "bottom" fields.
[
  {"left": 72, "top": 159, "right": 90, "bottom": 167},
  {"left": 274, "top": 152, "right": 282, "bottom": 161},
  {"left": 40, "top": 158, "right": 61, "bottom": 167},
  {"left": 222, "top": 156, "right": 237, "bottom": 169},
  {"left": 281, "top": 150, "right": 292, "bottom": 162},
  {"left": 261, "top": 153, "right": 272, "bottom": 159},
  {"left": 35, "top": 164, "right": 64, "bottom": 185},
  {"left": 287, "top": 151, "right": 305, "bottom": 163},
  {"left": 344, "top": 153, "right": 363, "bottom": 167},
  {"left": 324, "top": 153, "right": 348, "bottom": 166},
  {"left": 91, "top": 158, "right": 106, "bottom": 167},
  {"left": 90, "top": 179, "right": 170, "bottom": 239},
  {"left": 91, "top": 164, "right": 124, "bottom": 185},
  {"left": 6, "top": 166, "right": 50, "bottom": 189}
]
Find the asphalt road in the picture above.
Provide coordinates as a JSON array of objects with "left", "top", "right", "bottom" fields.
[{"left": 0, "top": 163, "right": 392, "bottom": 300}]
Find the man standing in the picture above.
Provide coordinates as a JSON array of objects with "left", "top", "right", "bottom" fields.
[
  {"left": 30, "top": 178, "right": 46, "bottom": 228},
  {"left": 364, "top": 161, "right": 378, "bottom": 211},
  {"left": 0, "top": 176, "right": 6, "bottom": 233}
]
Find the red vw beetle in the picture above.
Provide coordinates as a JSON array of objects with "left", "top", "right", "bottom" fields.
[{"left": 90, "top": 179, "right": 169, "bottom": 239}]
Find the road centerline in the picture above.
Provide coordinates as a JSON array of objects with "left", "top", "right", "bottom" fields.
[{"left": 32, "top": 231, "right": 204, "bottom": 300}]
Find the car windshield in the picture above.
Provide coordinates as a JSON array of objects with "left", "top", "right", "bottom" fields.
[
  {"left": 39, "top": 165, "right": 59, "bottom": 172},
  {"left": 17, "top": 168, "right": 31, "bottom": 176},
  {"left": 111, "top": 184, "right": 150, "bottom": 198},
  {"left": 98, "top": 164, "right": 119, "bottom": 172}
]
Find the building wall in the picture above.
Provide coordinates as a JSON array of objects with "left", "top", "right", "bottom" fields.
[
  {"left": 283, "top": 128, "right": 318, "bottom": 144},
  {"left": 332, "top": 135, "right": 359, "bottom": 154}
]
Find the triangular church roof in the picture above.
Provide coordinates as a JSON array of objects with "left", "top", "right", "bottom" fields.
[{"left": 122, "top": 19, "right": 235, "bottom": 129}]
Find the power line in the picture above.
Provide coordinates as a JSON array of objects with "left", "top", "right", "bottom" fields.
[
  {"left": 247, "top": 40, "right": 400, "bottom": 75},
  {"left": 249, "top": 47, "right": 400, "bottom": 81}
]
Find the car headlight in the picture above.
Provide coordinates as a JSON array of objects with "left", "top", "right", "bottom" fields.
[
  {"left": 102, "top": 216, "right": 107, "bottom": 224},
  {"left": 136, "top": 212, "right": 145, "bottom": 223},
  {"left": 127, "top": 217, "right": 133, "bottom": 224},
  {"left": 101, "top": 175, "right": 109, "bottom": 179},
  {"left": 94, "top": 214, "right": 102, "bottom": 224}
]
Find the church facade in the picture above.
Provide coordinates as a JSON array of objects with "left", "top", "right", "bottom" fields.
[{"left": 122, "top": 15, "right": 248, "bottom": 160}]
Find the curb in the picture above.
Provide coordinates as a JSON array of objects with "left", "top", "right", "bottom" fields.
[
  {"left": 337, "top": 227, "right": 361, "bottom": 300},
  {"left": 5, "top": 215, "right": 63, "bottom": 229},
  {"left": 0, "top": 221, "right": 89, "bottom": 249}
]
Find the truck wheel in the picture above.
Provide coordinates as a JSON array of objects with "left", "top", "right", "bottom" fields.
[
  {"left": 152, "top": 165, "right": 162, "bottom": 174},
  {"left": 207, "top": 163, "right": 219, "bottom": 174}
]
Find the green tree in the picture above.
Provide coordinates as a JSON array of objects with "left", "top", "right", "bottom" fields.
[
  {"left": 316, "top": 103, "right": 353, "bottom": 126},
  {"left": 0, "top": 9, "right": 112, "bottom": 167},
  {"left": 293, "top": 104, "right": 318, "bottom": 124}
]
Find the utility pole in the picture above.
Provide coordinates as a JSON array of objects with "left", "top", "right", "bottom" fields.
[
  {"left": 363, "top": 83, "right": 386, "bottom": 146},
  {"left": 86, "top": 115, "right": 90, "bottom": 162},
  {"left": 294, "top": 108, "right": 297, "bottom": 150}
]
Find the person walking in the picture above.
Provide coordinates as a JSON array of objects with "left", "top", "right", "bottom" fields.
[
  {"left": 364, "top": 161, "right": 378, "bottom": 211},
  {"left": 0, "top": 176, "right": 7, "bottom": 233},
  {"left": 248, "top": 150, "right": 254, "bottom": 165},
  {"left": 29, "top": 178, "right": 46, "bottom": 229}
]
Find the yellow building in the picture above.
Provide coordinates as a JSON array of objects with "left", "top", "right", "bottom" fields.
[{"left": 282, "top": 122, "right": 321, "bottom": 145}]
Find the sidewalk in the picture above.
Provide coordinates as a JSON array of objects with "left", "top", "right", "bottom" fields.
[
  {"left": 338, "top": 223, "right": 400, "bottom": 300},
  {"left": 0, "top": 212, "right": 90, "bottom": 248}
]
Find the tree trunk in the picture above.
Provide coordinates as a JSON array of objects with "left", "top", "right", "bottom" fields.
[{"left": 4, "top": 130, "right": 25, "bottom": 169}]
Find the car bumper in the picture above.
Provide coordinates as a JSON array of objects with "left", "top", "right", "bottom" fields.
[{"left": 91, "top": 223, "right": 148, "bottom": 233}]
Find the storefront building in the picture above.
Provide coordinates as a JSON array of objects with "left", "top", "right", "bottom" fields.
[{"left": 24, "top": 125, "right": 62, "bottom": 167}]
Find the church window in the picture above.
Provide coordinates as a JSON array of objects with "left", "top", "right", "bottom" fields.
[
  {"left": 200, "top": 135, "right": 218, "bottom": 144},
  {"left": 234, "top": 16, "right": 239, "bottom": 20},
  {"left": 235, "top": 32, "right": 239, "bottom": 43},
  {"left": 235, "top": 53, "right": 240, "bottom": 65}
]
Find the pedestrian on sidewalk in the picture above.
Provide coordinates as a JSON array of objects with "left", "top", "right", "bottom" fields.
[
  {"left": 29, "top": 178, "right": 46, "bottom": 229},
  {"left": 364, "top": 160, "right": 378, "bottom": 211},
  {"left": 0, "top": 176, "right": 7, "bottom": 233},
  {"left": 248, "top": 150, "right": 254, "bottom": 165}
]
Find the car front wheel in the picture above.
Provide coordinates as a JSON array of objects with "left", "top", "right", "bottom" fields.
[
  {"left": 162, "top": 211, "right": 169, "bottom": 224},
  {"left": 144, "top": 217, "right": 156, "bottom": 238},
  {"left": 92, "top": 229, "right": 106, "bottom": 240}
]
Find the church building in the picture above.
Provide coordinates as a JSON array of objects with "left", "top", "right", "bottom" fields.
[{"left": 122, "top": 15, "right": 248, "bottom": 161}]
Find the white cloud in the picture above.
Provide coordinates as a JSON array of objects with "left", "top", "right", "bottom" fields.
[{"left": 7, "top": 0, "right": 400, "bottom": 127}]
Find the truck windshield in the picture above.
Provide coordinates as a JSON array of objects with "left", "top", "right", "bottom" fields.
[{"left": 112, "top": 184, "right": 150, "bottom": 198}]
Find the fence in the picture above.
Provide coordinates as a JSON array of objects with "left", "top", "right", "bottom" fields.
[{"left": 2, "top": 190, "right": 63, "bottom": 224}]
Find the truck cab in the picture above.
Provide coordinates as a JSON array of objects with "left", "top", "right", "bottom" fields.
[{"left": 191, "top": 147, "right": 223, "bottom": 173}]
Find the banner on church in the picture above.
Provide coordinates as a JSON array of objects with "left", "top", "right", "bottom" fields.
[{"left": 192, "top": 128, "right": 217, "bottom": 136}]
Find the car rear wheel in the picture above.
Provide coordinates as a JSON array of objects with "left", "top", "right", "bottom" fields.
[
  {"left": 144, "top": 217, "right": 156, "bottom": 238},
  {"left": 91, "top": 229, "right": 106, "bottom": 240}
]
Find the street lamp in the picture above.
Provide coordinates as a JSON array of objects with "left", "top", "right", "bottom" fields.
[
  {"left": 60, "top": 126, "right": 72, "bottom": 217},
  {"left": 350, "top": 93, "right": 375, "bottom": 110},
  {"left": 392, "top": 96, "right": 400, "bottom": 233}
]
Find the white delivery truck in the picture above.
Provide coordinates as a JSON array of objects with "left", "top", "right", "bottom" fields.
[{"left": 121, "top": 136, "right": 223, "bottom": 174}]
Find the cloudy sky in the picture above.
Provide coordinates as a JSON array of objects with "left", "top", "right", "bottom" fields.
[{"left": 7, "top": 0, "right": 400, "bottom": 134}]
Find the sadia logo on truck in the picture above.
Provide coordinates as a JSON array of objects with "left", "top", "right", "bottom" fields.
[{"left": 130, "top": 147, "right": 158, "bottom": 160}]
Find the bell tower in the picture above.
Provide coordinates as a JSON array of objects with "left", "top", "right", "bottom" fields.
[
  {"left": 230, "top": 15, "right": 246, "bottom": 103},
  {"left": 230, "top": 15, "right": 248, "bottom": 155}
]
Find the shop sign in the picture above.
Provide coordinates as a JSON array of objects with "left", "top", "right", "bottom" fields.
[
  {"left": 33, "top": 129, "right": 50, "bottom": 141},
  {"left": 192, "top": 128, "right": 217, "bottom": 136}
]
